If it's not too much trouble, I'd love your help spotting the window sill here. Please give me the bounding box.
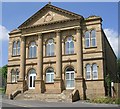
[26,57,37,59]
[85,46,97,49]
[63,53,76,56]
[44,55,56,58]
[85,79,103,81]
[45,82,54,84]
[12,55,20,57]
[10,82,18,84]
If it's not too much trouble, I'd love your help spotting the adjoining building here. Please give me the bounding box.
[6,3,117,100]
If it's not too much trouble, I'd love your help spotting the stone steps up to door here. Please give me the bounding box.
[15,89,80,102]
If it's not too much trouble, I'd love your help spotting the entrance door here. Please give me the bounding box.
[66,67,74,89]
[29,69,36,89]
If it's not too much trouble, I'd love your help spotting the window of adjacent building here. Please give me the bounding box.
[46,39,54,56]
[29,42,36,58]
[46,68,54,83]
[65,36,74,54]
[17,40,20,55]
[12,41,17,56]
[86,64,91,80]
[92,64,98,79]
[85,30,96,48]
[11,69,19,83]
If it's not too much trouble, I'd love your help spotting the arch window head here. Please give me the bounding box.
[46,39,54,56]
[17,40,20,55]
[92,64,98,79]
[85,31,90,48]
[29,42,36,58]
[46,68,54,83]
[12,41,17,56]
[91,30,96,47]
[86,64,91,80]
[65,36,74,54]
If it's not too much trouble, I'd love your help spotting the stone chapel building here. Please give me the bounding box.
[6,3,117,101]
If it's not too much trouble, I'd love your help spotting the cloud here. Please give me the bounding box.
[104,28,118,57]
[0,25,9,41]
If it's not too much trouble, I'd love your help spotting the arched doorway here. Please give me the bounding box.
[65,67,75,89]
[28,69,36,89]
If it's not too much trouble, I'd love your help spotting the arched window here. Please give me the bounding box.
[91,30,96,47]
[85,31,90,48]
[46,68,54,83]
[17,40,20,55]
[86,64,91,80]
[12,41,17,56]
[65,37,74,54]
[92,64,98,79]
[46,39,54,56]
[29,42,36,58]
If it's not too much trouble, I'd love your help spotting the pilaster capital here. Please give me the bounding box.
[21,36,25,42]
[37,33,42,39]
[55,29,61,36]
[74,27,81,33]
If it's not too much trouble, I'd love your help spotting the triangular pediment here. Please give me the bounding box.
[18,4,83,29]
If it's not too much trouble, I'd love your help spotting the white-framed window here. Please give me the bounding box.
[29,42,36,58]
[46,39,54,56]
[46,68,54,83]
[92,64,98,79]
[85,31,90,48]
[12,41,17,56]
[91,30,96,47]
[85,30,96,48]
[65,36,74,54]
[86,64,91,80]
[17,40,20,55]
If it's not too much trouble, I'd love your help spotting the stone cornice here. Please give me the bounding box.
[21,25,80,37]
[20,18,80,30]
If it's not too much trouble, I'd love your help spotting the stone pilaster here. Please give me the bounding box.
[76,27,83,78]
[74,27,84,99]
[35,33,44,93]
[54,30,62,93]
[18,36,26,92]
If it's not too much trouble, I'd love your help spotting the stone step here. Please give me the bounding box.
[15,89,79,102]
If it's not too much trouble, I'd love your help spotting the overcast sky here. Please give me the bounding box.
[1,2,119,67]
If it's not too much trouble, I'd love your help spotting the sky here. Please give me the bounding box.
[1,2,119,67]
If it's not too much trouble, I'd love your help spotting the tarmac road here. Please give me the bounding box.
[1,98,120,109]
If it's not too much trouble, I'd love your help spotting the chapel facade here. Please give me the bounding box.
[6,3,117,100]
